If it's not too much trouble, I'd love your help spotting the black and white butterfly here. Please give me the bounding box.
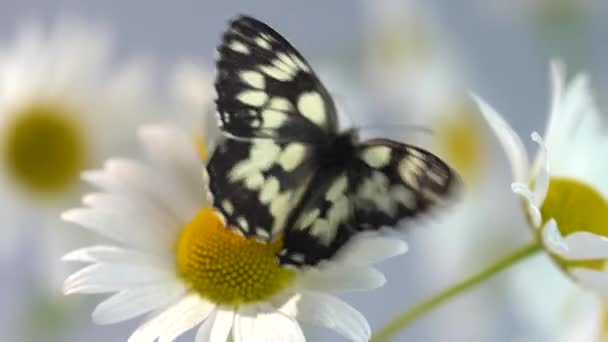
[208,15,459,267]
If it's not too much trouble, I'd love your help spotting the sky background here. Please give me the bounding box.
[1,1,607,341]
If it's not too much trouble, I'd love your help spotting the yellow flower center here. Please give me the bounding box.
[176,208,295,305]
[3,102,87,195]
[433,102,487,186]
[376,21,429,67]
[539,177,608,270]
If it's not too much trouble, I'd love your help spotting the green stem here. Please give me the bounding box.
[371,240,542,342]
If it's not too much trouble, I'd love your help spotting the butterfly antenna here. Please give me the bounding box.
[220,131,305,144]
[355,124,435,136]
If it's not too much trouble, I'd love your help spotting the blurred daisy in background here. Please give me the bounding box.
[482,0,592,69]
[361,0,493,189]
[474,60,608,342]
[0,16,159,341]
[62,123,407,342]
[0,17,156,270]
[359,1,521,340]
[170,60,219,159]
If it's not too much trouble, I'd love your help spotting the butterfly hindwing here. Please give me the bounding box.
[279,168,355,266]
[279,139,457,267]
[351,139,456,229]
[216,15,338,142]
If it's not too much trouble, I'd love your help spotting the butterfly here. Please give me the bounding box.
[208,15,459,267]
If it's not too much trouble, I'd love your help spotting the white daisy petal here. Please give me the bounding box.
[511,182,542,228]
[104,158,200,221]
[92,283,186,324]
[157,298,215,342]
[64,263,175,295]
[332,234,407,266]
[540,219,569,256]
[294,291,370,342]
[194,308,234,342]
[194,310,217,342]
[470,93,529,182]
[542,59,566,145]
[82,192,178,230]
[62,245,171,268]
[129,294,215,342]
[570,268,608,297]
[137,124,208,206]
[298,265,386,292]
[559,231,608,260]
[234,304,305,342]
[530,132,550,206]
[61,208,173,253]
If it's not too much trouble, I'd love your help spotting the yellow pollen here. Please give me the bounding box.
[3,101,87,195]
[194,132,208,161]
[539,177,608,271]
[433,102,487,186]
[176,209,295,305]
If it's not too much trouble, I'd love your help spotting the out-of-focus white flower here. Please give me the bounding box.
[169,61,219,161]
[361,0,492,187]
[0,17,157,279]
[62,124,407,342]
[474,60,608,340]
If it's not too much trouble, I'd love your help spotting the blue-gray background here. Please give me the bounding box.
[1,1,607,341]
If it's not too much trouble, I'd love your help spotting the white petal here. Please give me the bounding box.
[543,60,566,144]
[297,265,386,292]
[92,283,186,324]
[83,159,199,223]
[63,246,171,268]
[511,182,542,228]
[470,93,529,182]
[570,268,608,296]
[82,192,178,230]
[560,231,608,260]
[138,124,211,206]
[540,219,569,256]
[292,291,370,342]
[64,263,175,295]
[61,208,174,254]
[233,304,305,342]
[332,234,407,266]
[129,294,215,342]
[530,132,550,206]
[195,308,234,342]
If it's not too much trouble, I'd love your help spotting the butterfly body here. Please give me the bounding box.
[208,15,459,267]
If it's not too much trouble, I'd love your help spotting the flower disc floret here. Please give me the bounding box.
[176,208,295,305]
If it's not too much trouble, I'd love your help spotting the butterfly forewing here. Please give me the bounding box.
[208,137,315,239]
[215,15,338,141]
[210,15,344,238]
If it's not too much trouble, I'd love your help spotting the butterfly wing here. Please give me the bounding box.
[215,15,338,142]
[280,139,458,267]
[209,16,339,239]
[208,137,315,239]
[350,139,457,228]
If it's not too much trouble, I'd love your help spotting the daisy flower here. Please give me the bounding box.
[361,0,491,187]
[473,60,608,333]
[62,123,407,341]
[169,60,219,160]
[0,17,155,265]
